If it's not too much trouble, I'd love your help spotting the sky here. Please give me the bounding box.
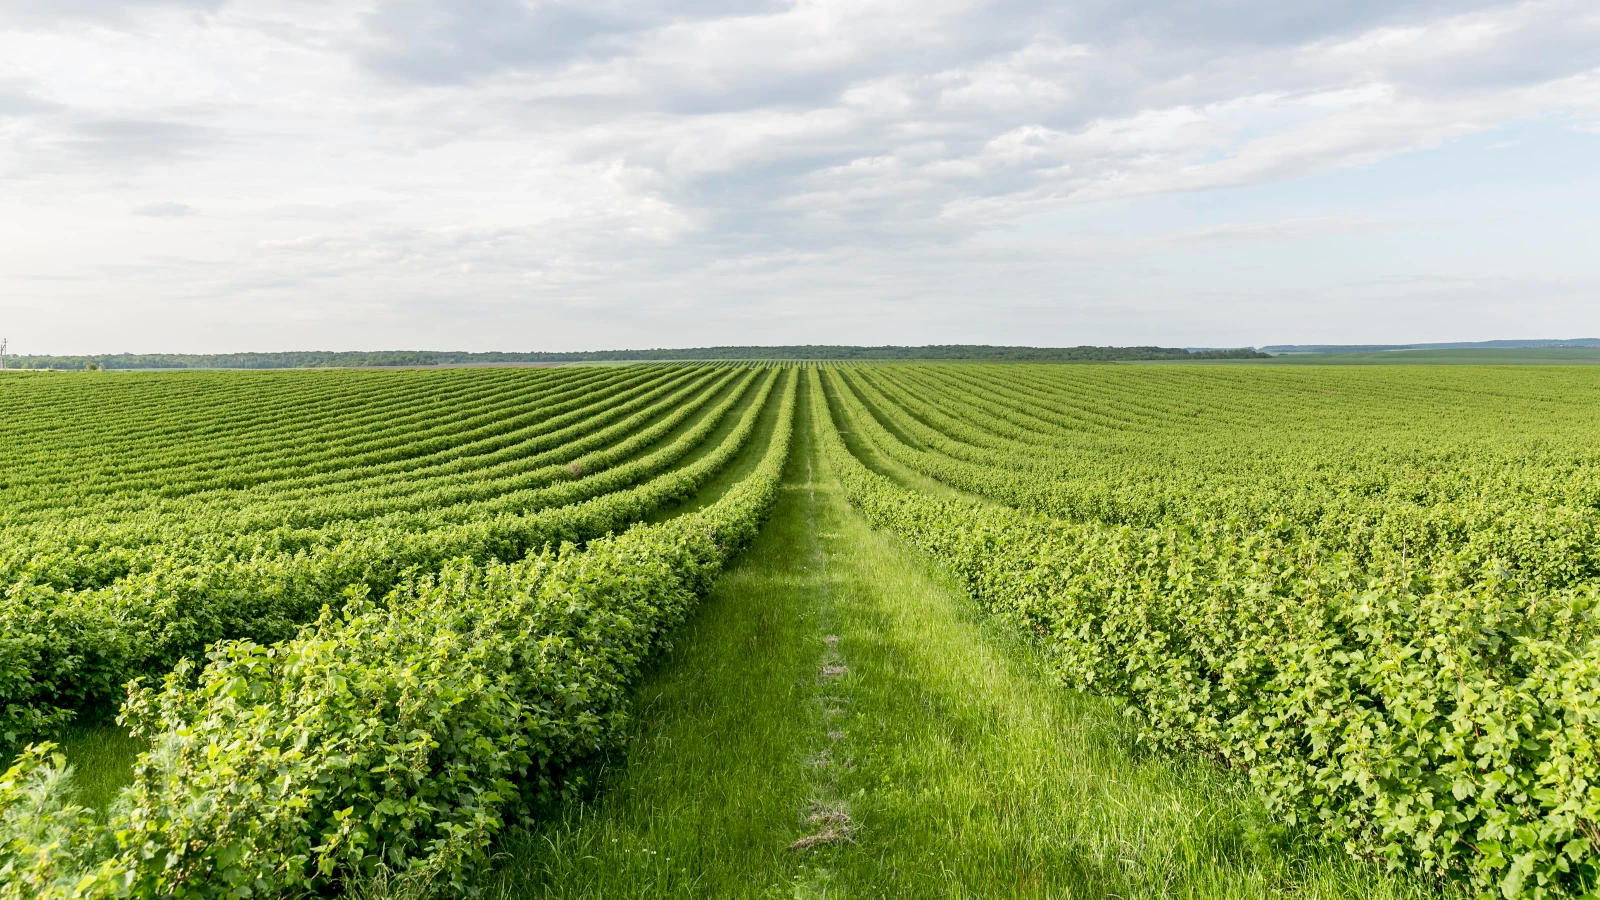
[1,0,1598,353]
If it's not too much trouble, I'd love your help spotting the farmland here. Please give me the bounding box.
[4,363,1600,898]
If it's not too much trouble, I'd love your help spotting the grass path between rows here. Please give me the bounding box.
[481,381,1452,900]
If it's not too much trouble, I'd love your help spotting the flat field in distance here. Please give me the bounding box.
[2,362,1598,899]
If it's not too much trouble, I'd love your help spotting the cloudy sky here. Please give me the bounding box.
[2,0,1598,353]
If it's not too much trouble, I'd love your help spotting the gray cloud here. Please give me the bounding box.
[363,0,1594,264]
[1031,0,1513,48]
[132,201,198,217]
[58,118,221,167]
[360,0,793,85]
[0,0,224,27]
[0,80,58,117]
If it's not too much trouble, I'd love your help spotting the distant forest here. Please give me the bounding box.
[1261,338,1600,352]
[7,345,1269,369]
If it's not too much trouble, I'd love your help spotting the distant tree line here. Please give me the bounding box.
[1261,339,1600,353]
[8,345,1268,370]
[8,351,442,370]
[445,345,1271,362]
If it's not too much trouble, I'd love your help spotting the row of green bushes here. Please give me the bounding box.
[838,363,1600,537]
[0,367,693,574]
[0,370,777,756]
[0,365,625,508]
[827,366,1600,598]
[813,367,1600,899]
[0,370,796,899]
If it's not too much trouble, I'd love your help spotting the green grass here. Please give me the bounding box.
[57,722,144,818]
[479,378,1455,899]
[481,379,832,899]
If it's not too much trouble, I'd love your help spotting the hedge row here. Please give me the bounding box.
[0,368,796,899]
[0,368,776,756]
[0,366,638,526]
[813,368,1600,900]
[0,366,704,586]
[824,367,1600,602]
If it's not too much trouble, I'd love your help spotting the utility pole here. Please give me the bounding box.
[0,337,7,370]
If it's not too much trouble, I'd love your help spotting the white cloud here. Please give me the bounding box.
[0,0,1597,351]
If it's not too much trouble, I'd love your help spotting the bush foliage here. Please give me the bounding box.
[814,365,1600,899]
[0,367,795,897]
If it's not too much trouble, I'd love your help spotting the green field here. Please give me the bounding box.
[3,363,1598,899]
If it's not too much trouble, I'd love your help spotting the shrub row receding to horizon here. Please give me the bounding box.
[4,360,1599,898]
[0,364,797,896]
[813,363,1600,900]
